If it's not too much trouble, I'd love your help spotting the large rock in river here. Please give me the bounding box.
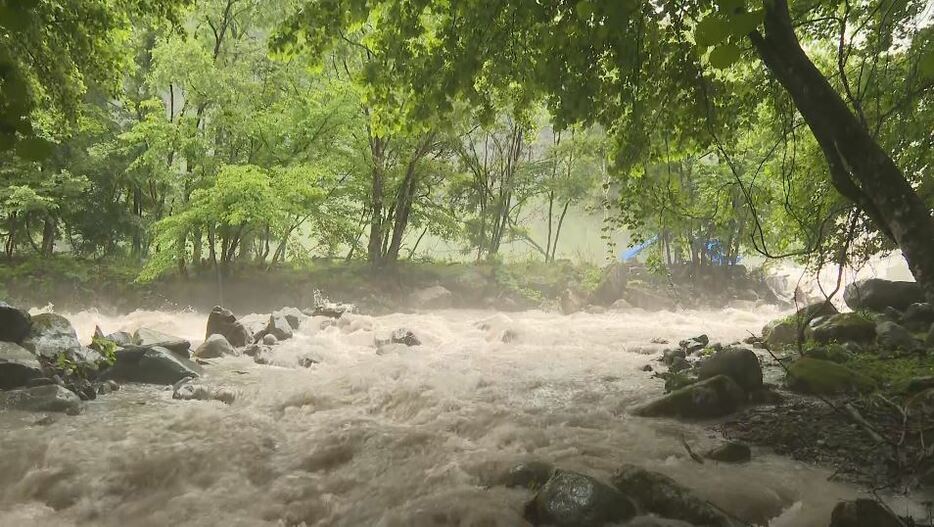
[525,469,635,526]
[133,328,191,358]
[256,313,293,341]
[631,375,746,419]
[762,302,839,349]
[0,384,83,414]
[612,464,742,527]
[876,321,922,352]
[22,313,101,370]
[0,301,31,343]
[205,306,251,347]
[843,278,924,312]
[193,334,235,359]
[0,341,43,389]
[100,346,201,385]
[829,499,902,527]
[696,347,762,392]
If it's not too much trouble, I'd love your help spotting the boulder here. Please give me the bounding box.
[679,334,709,349]
[133,328,191,358]
[193,334,235,359]
[843,279,924,312]
[274,307,306,330]
[525,470,636,526]
[409,285,454,309]
[104,331,136,347]
[241,343,267,357]
[876,321,922,352]
[696,347,763,392]
[0,301,31,343]
[829,499,902,527]
[100,346,201,385]
[559,288,587,315]
[902,303,934,331]
[786,358,875,395]
[22,313,101,369]
[705,442,751,463]
[809,313,876,344]
[298,353,322,368]
[668,357,691,373]
[172,379,235,405]
[763,302,839,349]
[662,348,686,365]
[498,461,555,490]
[262,334,278,346]
[307,302,356,319]
[0,341,43,389]
[205,306,252,347]
[0,384,83,414]
[391,328,421,347]
[590,262,630,306]
[612,465,741,527]
[256,314,293,342]
[631,375,746,419]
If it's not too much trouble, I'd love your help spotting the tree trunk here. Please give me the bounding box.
[41,216,55,256]
[750,0,934,300]
[367,136,386,266]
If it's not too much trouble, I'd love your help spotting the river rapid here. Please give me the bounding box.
[0,306,920,526]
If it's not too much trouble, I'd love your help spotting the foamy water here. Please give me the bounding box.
[0,306,919,526]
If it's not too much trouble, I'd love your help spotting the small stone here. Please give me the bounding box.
[390,328,421,346]
[262,334,278,346]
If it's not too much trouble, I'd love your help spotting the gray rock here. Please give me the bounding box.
[298,353,322,368]
[705,442,751,463]
[205,306,252,347]
[668,357,691,373]
[631,375,746,420]
[308,302,356,319]
[242,343,267,357]
[844,278,924,312]
[257,314,292,342]
[0,384,83,414]
[274,307,306,330]
[662,348,686,365]
[22,313,102,370]
[762,302,839,349]
[696,347,762,392]
[193,334,235,359]
[902,303,934,331]
[100,346,201,385]
[262,334,278,346]
[679,334,709,348]
[133,328,191,358]
[0,341,43,389]
[876,321,921,352]
[526,470,636,526]
[829,499,902,527]
[391,328,421,347]
[172,380,235,404]
[809,313,876,344]
[104,331,136,347]
[409,285,454,309]
[622,285,677,311]
[498,461,555,490]
[0,302,31,343]
[612,465,742,527]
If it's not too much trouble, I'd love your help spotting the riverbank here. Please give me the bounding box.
[0,256,784,315]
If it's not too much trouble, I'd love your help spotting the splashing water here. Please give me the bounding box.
[0,306,921,526]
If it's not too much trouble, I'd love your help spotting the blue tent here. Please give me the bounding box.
[619,236,740,264]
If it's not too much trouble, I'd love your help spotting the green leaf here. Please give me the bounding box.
[729,10,763,36]
[695,16,731,48]
[709,43,742,68]
[920,49,934,80]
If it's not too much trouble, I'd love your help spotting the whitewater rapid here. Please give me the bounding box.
[0,306,916,526]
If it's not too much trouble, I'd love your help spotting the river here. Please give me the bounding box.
[0,306,920,526]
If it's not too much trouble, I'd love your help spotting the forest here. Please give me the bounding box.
[0,1,933,527]
[0,0,928,290]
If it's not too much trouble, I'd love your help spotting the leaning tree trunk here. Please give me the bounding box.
[750,0,934,301]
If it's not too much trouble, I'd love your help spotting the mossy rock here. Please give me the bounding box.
[805,345,853,364]
[808,313,876,344]
[786,357,876,395]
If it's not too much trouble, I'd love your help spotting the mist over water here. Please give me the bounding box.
[0,305,918,526]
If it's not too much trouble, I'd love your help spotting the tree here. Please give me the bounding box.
[277,0,934,298]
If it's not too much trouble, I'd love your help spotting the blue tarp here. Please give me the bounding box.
[619,236,741,264]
